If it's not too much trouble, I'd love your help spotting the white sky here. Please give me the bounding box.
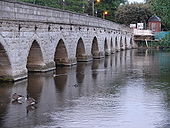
[128,0,145,3]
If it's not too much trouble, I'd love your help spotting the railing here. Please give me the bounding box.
[133,29,153,36]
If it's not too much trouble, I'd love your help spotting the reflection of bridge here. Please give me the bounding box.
[0,0,136,81]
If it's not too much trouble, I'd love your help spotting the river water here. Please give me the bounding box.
[0,49,170,128]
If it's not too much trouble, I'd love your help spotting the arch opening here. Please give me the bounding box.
[0,43,12,79]
[54,39,69,66]
[104,38,109,56]
[110,38,114,54]
[91,37,99,58]
[115,37,118,52]
[76,38,86,62]
[120,37,123,50]
[130,38,133,48]
[125,37,128,49]
[27,40,44,71]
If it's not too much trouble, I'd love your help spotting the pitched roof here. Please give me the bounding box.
[148,15,161,22]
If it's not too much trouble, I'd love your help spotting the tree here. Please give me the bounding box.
[18,0,126,21]
[114,3,153,26]
[148,0,170,30]
[18,0,88,13]
[94,0,127,20]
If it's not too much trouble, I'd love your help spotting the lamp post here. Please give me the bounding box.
[95,10,98,17]
[92,0,100,16]
[62,0,65,10]
[103,10,108,19]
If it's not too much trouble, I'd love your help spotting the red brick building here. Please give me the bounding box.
[148,15,161,33]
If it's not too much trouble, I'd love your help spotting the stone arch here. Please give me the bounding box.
[27,40,45,71]
[54,39,69,66]
[125,37,127,49]
[0,43,12,79]
[110,37,113,53]
[91,37,99,58]
[120,36,123,50]
[76,38,86,62]
[104,38,109,56]
[115,36,118,51]
[130,37,133,48]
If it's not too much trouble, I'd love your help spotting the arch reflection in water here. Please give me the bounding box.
[54,67,68,92]
[27,72,45,101]
[54,66,84,103]
[104,57,109,68]
[27,71,58,114]
[110,54,113,67]
[0,80,28,128]
[76,63,86,84]
[0,82,13,126]
[91,59,101,80]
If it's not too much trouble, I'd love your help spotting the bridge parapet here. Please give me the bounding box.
[0,0,130,33]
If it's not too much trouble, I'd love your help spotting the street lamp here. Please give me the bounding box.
[103,10,108,19]
[62,0,65,10]
[92,0,101,16]
[95,10,98,17]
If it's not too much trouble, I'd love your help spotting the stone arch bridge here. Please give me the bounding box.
[0,0,136,81]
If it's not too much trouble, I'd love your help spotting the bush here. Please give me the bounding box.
[159,33,170,47]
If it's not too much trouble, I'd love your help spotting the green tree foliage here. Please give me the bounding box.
[148,0,170,30]
[94,0,126,20]
[18,0,125,21]
[159,33,170,47]
[114,3,153,26]
[18,0,88,13]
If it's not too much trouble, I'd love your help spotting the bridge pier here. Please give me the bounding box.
[27,62,56,72]
[77,54,93,62]
[111,48,116,54]
[105,49,111,56]
[92,51,105,59]
[55,58,77,66]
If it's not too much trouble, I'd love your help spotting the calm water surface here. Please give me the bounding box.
[0,49,170,128]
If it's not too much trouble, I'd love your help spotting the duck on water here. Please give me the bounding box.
[11,93,37,105]
[12,93,24,104]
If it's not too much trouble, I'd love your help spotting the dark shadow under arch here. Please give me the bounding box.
[115,37,118,51]
[120,37,123,50]
[110,38,114,53]
[0,43,12,79]
[111,38,113,49]
[27,40,44,71]
[76,38,86,62]
[91,37,99,57]
[130,38,133,48]
[104,38,109,56]
[54,39,69,66]
[125,37,127,49]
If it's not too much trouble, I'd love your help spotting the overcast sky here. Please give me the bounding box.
[128,0,145,3]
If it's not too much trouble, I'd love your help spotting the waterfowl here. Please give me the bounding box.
[26,95,37,105]
[73,84,78,87]
[12,93,24,103]
[26,104,37,113]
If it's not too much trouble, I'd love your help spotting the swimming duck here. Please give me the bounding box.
[12,93,24,103]
[26,104,37,113]
[26,95,37,105]
[73,84,78,87]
